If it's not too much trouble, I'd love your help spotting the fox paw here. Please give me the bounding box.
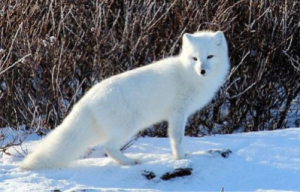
[174,153,186,160]
[129,159,142,165]
[118,158,141,165]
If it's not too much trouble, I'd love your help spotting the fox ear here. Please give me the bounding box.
[213,31,225,46]
[182,33,194,47]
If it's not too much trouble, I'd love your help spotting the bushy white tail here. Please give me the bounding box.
[20,105,99,170]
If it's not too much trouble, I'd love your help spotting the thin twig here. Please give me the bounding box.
[283,50,300,72]
[0,54,31,76]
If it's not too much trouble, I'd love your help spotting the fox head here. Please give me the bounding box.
[180,31,228,77]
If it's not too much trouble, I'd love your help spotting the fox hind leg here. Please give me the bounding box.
[103,140,141,165]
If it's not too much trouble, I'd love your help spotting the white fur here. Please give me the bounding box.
[20,30,230,170]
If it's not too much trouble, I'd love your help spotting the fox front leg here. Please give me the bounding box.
[168,113,187,160]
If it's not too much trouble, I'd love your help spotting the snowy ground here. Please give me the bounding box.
[0,128,300,192]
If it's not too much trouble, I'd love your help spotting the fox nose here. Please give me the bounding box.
[201,69,206,75]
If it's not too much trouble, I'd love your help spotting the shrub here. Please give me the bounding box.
[0,0,299,143]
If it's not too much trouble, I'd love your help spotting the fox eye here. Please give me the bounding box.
[207,55,214,59]
[192,57,198,61]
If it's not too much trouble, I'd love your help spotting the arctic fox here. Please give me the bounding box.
[20,30,230,170]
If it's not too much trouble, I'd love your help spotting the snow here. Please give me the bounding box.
[1,128,300,192]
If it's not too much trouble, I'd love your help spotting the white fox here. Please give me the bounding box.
[20,30,230,170]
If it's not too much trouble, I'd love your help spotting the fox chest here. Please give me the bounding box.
[185,84,218,116]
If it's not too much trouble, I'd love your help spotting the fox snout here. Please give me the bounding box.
[195,65,208,76]
[199,62,213,76]
[200,69,206,75]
